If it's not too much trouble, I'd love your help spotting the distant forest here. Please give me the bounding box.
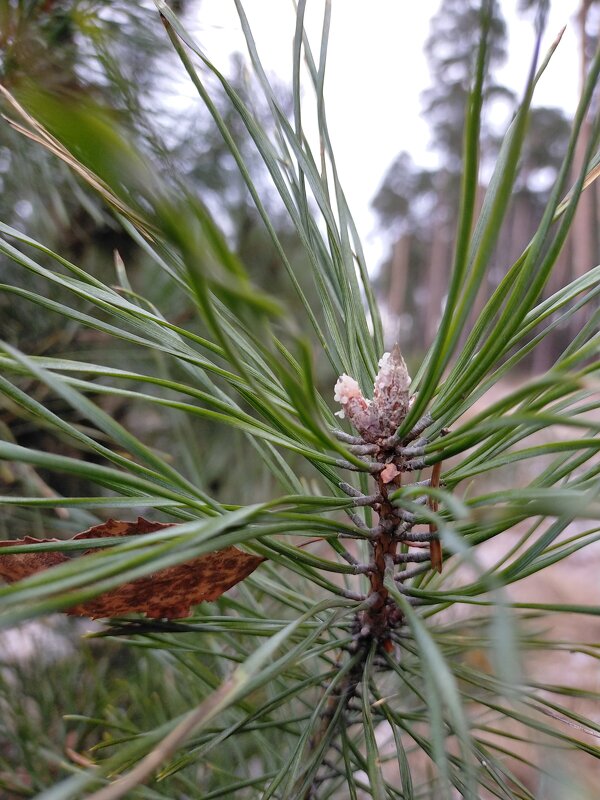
[372,0,600,368]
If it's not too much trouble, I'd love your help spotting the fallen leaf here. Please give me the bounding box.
[0,517,265,619]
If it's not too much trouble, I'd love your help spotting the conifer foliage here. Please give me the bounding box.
[0,2,599,798]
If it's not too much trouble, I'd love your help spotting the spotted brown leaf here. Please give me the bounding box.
[0,517,265,619]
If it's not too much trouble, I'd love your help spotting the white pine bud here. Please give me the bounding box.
[333,345,412,441]
[372,344,411,433]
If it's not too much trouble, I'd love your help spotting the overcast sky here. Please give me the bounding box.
[192,1,582,269]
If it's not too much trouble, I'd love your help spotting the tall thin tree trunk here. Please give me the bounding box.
[387,235,411,322]
[571,0,596,281]
[425,220,449,347]
[570,0,596,342]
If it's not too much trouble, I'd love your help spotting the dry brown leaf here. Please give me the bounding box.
[0,517,265,619]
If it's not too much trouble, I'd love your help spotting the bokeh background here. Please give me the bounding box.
[1,2,599,795]
[2,1,598,518]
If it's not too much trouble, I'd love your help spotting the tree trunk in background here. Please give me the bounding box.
[508,194,534,267]
[571,0,596,280]
[469,182,489,326]
[425,220,449,347]
[387,235,411,322]
[570,0,597,339]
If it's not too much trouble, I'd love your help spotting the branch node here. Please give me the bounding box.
[352,493,383,507]
[348,443,379,455]
[332,429,364,445]
[339,481,362,498]
[403,458,427,471]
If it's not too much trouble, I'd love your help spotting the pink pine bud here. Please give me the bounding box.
[333,345,412,441]
[333,374,364,419]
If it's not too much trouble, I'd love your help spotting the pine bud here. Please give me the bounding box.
[334,345,412,442]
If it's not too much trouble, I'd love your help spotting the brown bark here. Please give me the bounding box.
[388,235,411,318]
[571,1,597,281]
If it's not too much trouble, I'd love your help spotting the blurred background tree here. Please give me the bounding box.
[0,1,319,530]
[372,0,598,366]
[0,1,312,338]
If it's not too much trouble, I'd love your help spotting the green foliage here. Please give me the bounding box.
[0,2,599,798]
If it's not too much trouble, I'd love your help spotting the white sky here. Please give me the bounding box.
[191,1,582,269]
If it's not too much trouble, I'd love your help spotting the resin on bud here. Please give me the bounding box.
[334,344,411,442]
